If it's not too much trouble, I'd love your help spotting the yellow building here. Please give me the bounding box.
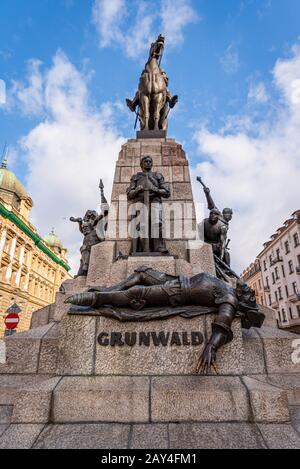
[241,259,266,306]
[0,158,71,336]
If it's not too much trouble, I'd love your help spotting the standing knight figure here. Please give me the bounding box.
[197,177,233,269]
[70,180,109,277]
[127,156,170,254]
[126,34,178,131]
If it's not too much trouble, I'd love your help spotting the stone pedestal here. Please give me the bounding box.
[1,137,300,448]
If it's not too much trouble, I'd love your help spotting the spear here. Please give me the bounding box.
[99,179,108,205]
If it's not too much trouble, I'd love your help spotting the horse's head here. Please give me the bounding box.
[149,34,165,61]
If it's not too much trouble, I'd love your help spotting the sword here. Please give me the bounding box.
[143,174,150,253]
[134,105,140,130]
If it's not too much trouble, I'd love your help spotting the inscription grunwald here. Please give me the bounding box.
[97,331,204,347]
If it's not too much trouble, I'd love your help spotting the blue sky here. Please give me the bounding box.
[0,0,300,273]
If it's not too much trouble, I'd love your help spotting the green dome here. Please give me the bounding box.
[0,162,28,199]
[43,230,63,250]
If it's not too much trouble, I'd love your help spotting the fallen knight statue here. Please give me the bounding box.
[66,266,265,374]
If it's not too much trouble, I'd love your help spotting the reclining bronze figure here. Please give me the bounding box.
[66,266,265,374]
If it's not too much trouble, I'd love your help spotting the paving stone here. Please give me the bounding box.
[53,376,149,423]
[258,423,300,449]
[33,423,130,449]
[0,424,45,449]
[242,376,290,422]
[12,377,61,424]
[56,315,97,375]
[169,423,266,449]
[151,376,250,422]
[130,424,169,449]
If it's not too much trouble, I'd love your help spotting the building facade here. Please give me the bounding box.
[0,159,71,336]
[243,211,300,331]
[241,259,266,306]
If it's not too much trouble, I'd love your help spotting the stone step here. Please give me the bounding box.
[0,405,13,424]
[50,375,290,425]
[0,323,60,375]
[1,421,300,449]
[0,375,60,426]
[30,304,54,329]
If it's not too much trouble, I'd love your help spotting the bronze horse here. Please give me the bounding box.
[138,34,167,131]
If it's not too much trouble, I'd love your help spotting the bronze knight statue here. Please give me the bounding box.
[66,266,265,374]
[197,176,233,274]
[126,34,178,131]
[70,180,109,277]
[127,156,170,254]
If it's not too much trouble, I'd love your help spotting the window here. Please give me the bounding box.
[275,291,278,302]
[278,287,283,300]
[293,282,298,294]
[258,279,262,289]
[282,265,286,278]
[297,305,300,318]
[289,260,294,274]
[269,255,273,265]
[260,296,264,305]
[294,233,300,247]
[263,260,267,271]
[298,254,300,267]
[268,294,272,306]
[285,241,290,254]
[266,276,269,288]
[276,248,280,259]
[275,267,279,280]
[289,307,293,320]
[282,309,287,322]
[272,272,276,284]
[285,285,289,297]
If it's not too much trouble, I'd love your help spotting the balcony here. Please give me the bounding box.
[270,256,283,266]
[271,300,279,309]
[289,292,300,303]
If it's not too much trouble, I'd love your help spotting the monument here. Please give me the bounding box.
[0,35,300,450]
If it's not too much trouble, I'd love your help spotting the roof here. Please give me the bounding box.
[43,230,63,249]
[0,161,29,199]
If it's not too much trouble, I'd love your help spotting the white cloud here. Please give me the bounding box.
[160,0,199,47]
[193,45,300,274]
[274,44,300,106]
[0,79,6,105]
[92,0,198,59]
[92,0,126,48]
[11,60,44,115]
[220,44,240,75]
[15,51,124,273]
[248,82,269,104]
